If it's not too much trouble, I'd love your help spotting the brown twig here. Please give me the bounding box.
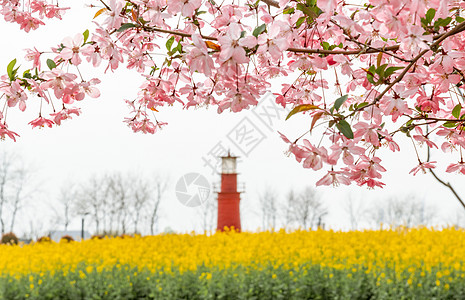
[426,135,465,210]
[373,21,465,104]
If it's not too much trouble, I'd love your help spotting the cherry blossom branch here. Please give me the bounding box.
[427,143,465,210]
[142,26,218,41]
[260,0,280,8]
[329,20,411,62]
[367,21,465,109]
[99,0,111,11]
[141,24,403,55]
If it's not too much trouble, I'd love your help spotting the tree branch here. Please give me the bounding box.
[373,21,465,103]
[260,0,280,8]
[426,130,465,211]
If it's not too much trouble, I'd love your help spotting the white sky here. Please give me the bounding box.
[1,1,464,236]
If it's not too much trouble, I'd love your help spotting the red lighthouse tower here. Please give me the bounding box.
[217,153,241,232]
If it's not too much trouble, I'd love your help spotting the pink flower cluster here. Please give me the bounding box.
[1,0,68,32]
[1,0,465,188]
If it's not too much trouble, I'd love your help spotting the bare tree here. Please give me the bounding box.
[369,196,437,228]
[23,212,46,240]
[197,196,217,233]
[282,189,296,229]
[148,176,168,235]
[259,187,279,230]
[287,187,327,229]
[108,173,132,234]
[131,178,148,234]
[0,151,33,234]
[344,197,367,230]
[52,184,78,231]
[75,175,111,234]
[73,172,167,236]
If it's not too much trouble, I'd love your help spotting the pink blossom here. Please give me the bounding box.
[60,34,84,65]
[0,123,19,141]
[80,79,101,98]
[379,87,412,122]
[412,127,438,149]
[316,170,351,186]
[359,178,386,189]
[40,69,78,99]
[349,155,386,183]
[4,80,27,111]
[167,0,201,17]
[50,107,81,125]
[446,162,465,175]
[409,161,436,176]
[400,25,433,58]
[185,34,215,77]
[125,117,167,134]
[301,140,329,171]
[28,116,54,128]
[353,122,381,147]
[103,0,124,29]
[18,13,44,32]
[26,79,49,103]
[257,22,289,61]
[81,44,102,67]
[329,140,365,166]
[62,83,85,104]
[24,47,41,70]
[217,23,250,64]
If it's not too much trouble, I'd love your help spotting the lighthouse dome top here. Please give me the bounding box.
[220,152,238,174]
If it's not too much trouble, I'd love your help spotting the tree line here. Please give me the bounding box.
[52,173,168,236]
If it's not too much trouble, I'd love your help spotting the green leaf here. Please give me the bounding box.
[295,16,306,28]
[175,42,182,53]
[83,29,90,44]
[166,36,175,51]
[306,0,317,6]
[283,7,294,14]
[443,121,457,128]
[321,41,330,50]
[46,59,57,70]
[425,9,436,24]
[296,3,312,16]
[384,66,404,78]
[355,102,369,110]
[252,24,266,37]
[367,73,376,85]
[117,23,137,32]
[336,120,354,139]
[286,104,319,120]
[333,95,348,112]
[434,17,452,28]
[375,64,388,77]
[7,59,16,81]
[452,104,462,119]
[457,16,465,23]
[23,70,32,79]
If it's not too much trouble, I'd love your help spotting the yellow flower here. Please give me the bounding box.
[79,271,86,279]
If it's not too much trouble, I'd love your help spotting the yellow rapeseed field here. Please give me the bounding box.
[1,227,464,277]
